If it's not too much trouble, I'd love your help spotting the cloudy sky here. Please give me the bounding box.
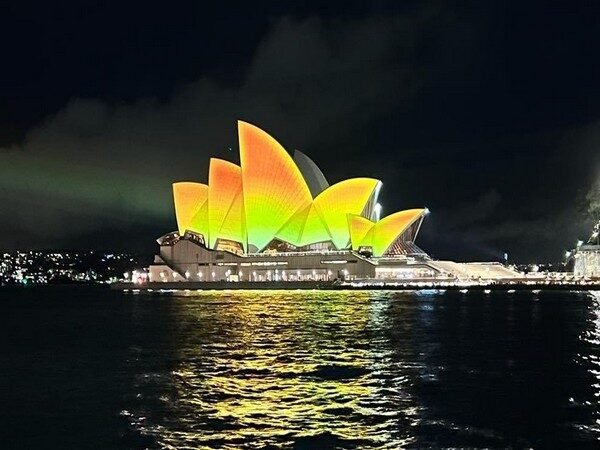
[1,1,599,262]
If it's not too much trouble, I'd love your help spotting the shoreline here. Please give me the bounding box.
[111,280,600,292]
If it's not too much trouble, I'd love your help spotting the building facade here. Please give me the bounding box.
[149,121,519,283]
[573,245,600,278]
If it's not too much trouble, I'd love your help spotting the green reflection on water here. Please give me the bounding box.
[132,290,423,448]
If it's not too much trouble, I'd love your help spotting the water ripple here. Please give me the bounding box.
[122,290,600,449]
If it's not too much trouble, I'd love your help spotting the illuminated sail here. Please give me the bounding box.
[371,209,424,256]
[207,158,246,250]
[238,121,312,251]
[276,179,380,248]
[276,203,332,247]
[349,209,426,256]
[171,121,426,257]
[172,182,208,237]
[313,178,381,249]
[348,215,375,250]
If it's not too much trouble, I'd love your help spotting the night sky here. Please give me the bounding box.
[1,1,599,262]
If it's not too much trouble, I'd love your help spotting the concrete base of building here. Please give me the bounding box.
[112,280,600,291]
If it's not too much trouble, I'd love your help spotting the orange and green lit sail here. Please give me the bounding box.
[238,120,313,251]
[172,121,425,254]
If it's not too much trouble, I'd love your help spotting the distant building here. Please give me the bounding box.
[150,121,519,283]
[573,245,600,278]
[569,219,600,278]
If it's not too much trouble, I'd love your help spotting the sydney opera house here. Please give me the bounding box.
[149,121,518,283]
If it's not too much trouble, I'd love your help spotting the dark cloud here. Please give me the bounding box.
[586,177,600,220]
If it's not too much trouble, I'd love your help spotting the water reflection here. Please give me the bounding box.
[127,291,424,448]
[576,291,600,438]
[123,290,600,449]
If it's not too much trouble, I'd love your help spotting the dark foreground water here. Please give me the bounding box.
[1,287,599,449]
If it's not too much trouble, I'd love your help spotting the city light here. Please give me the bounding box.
[0,251,144,285]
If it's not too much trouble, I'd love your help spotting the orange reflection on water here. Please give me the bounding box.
[133,290,422,448]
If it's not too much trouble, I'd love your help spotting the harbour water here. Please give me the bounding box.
[1,287,599,448]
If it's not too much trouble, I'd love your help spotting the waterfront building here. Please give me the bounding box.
[573,245,600,278]
[569,220,600,278]
[150,121,518,283]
